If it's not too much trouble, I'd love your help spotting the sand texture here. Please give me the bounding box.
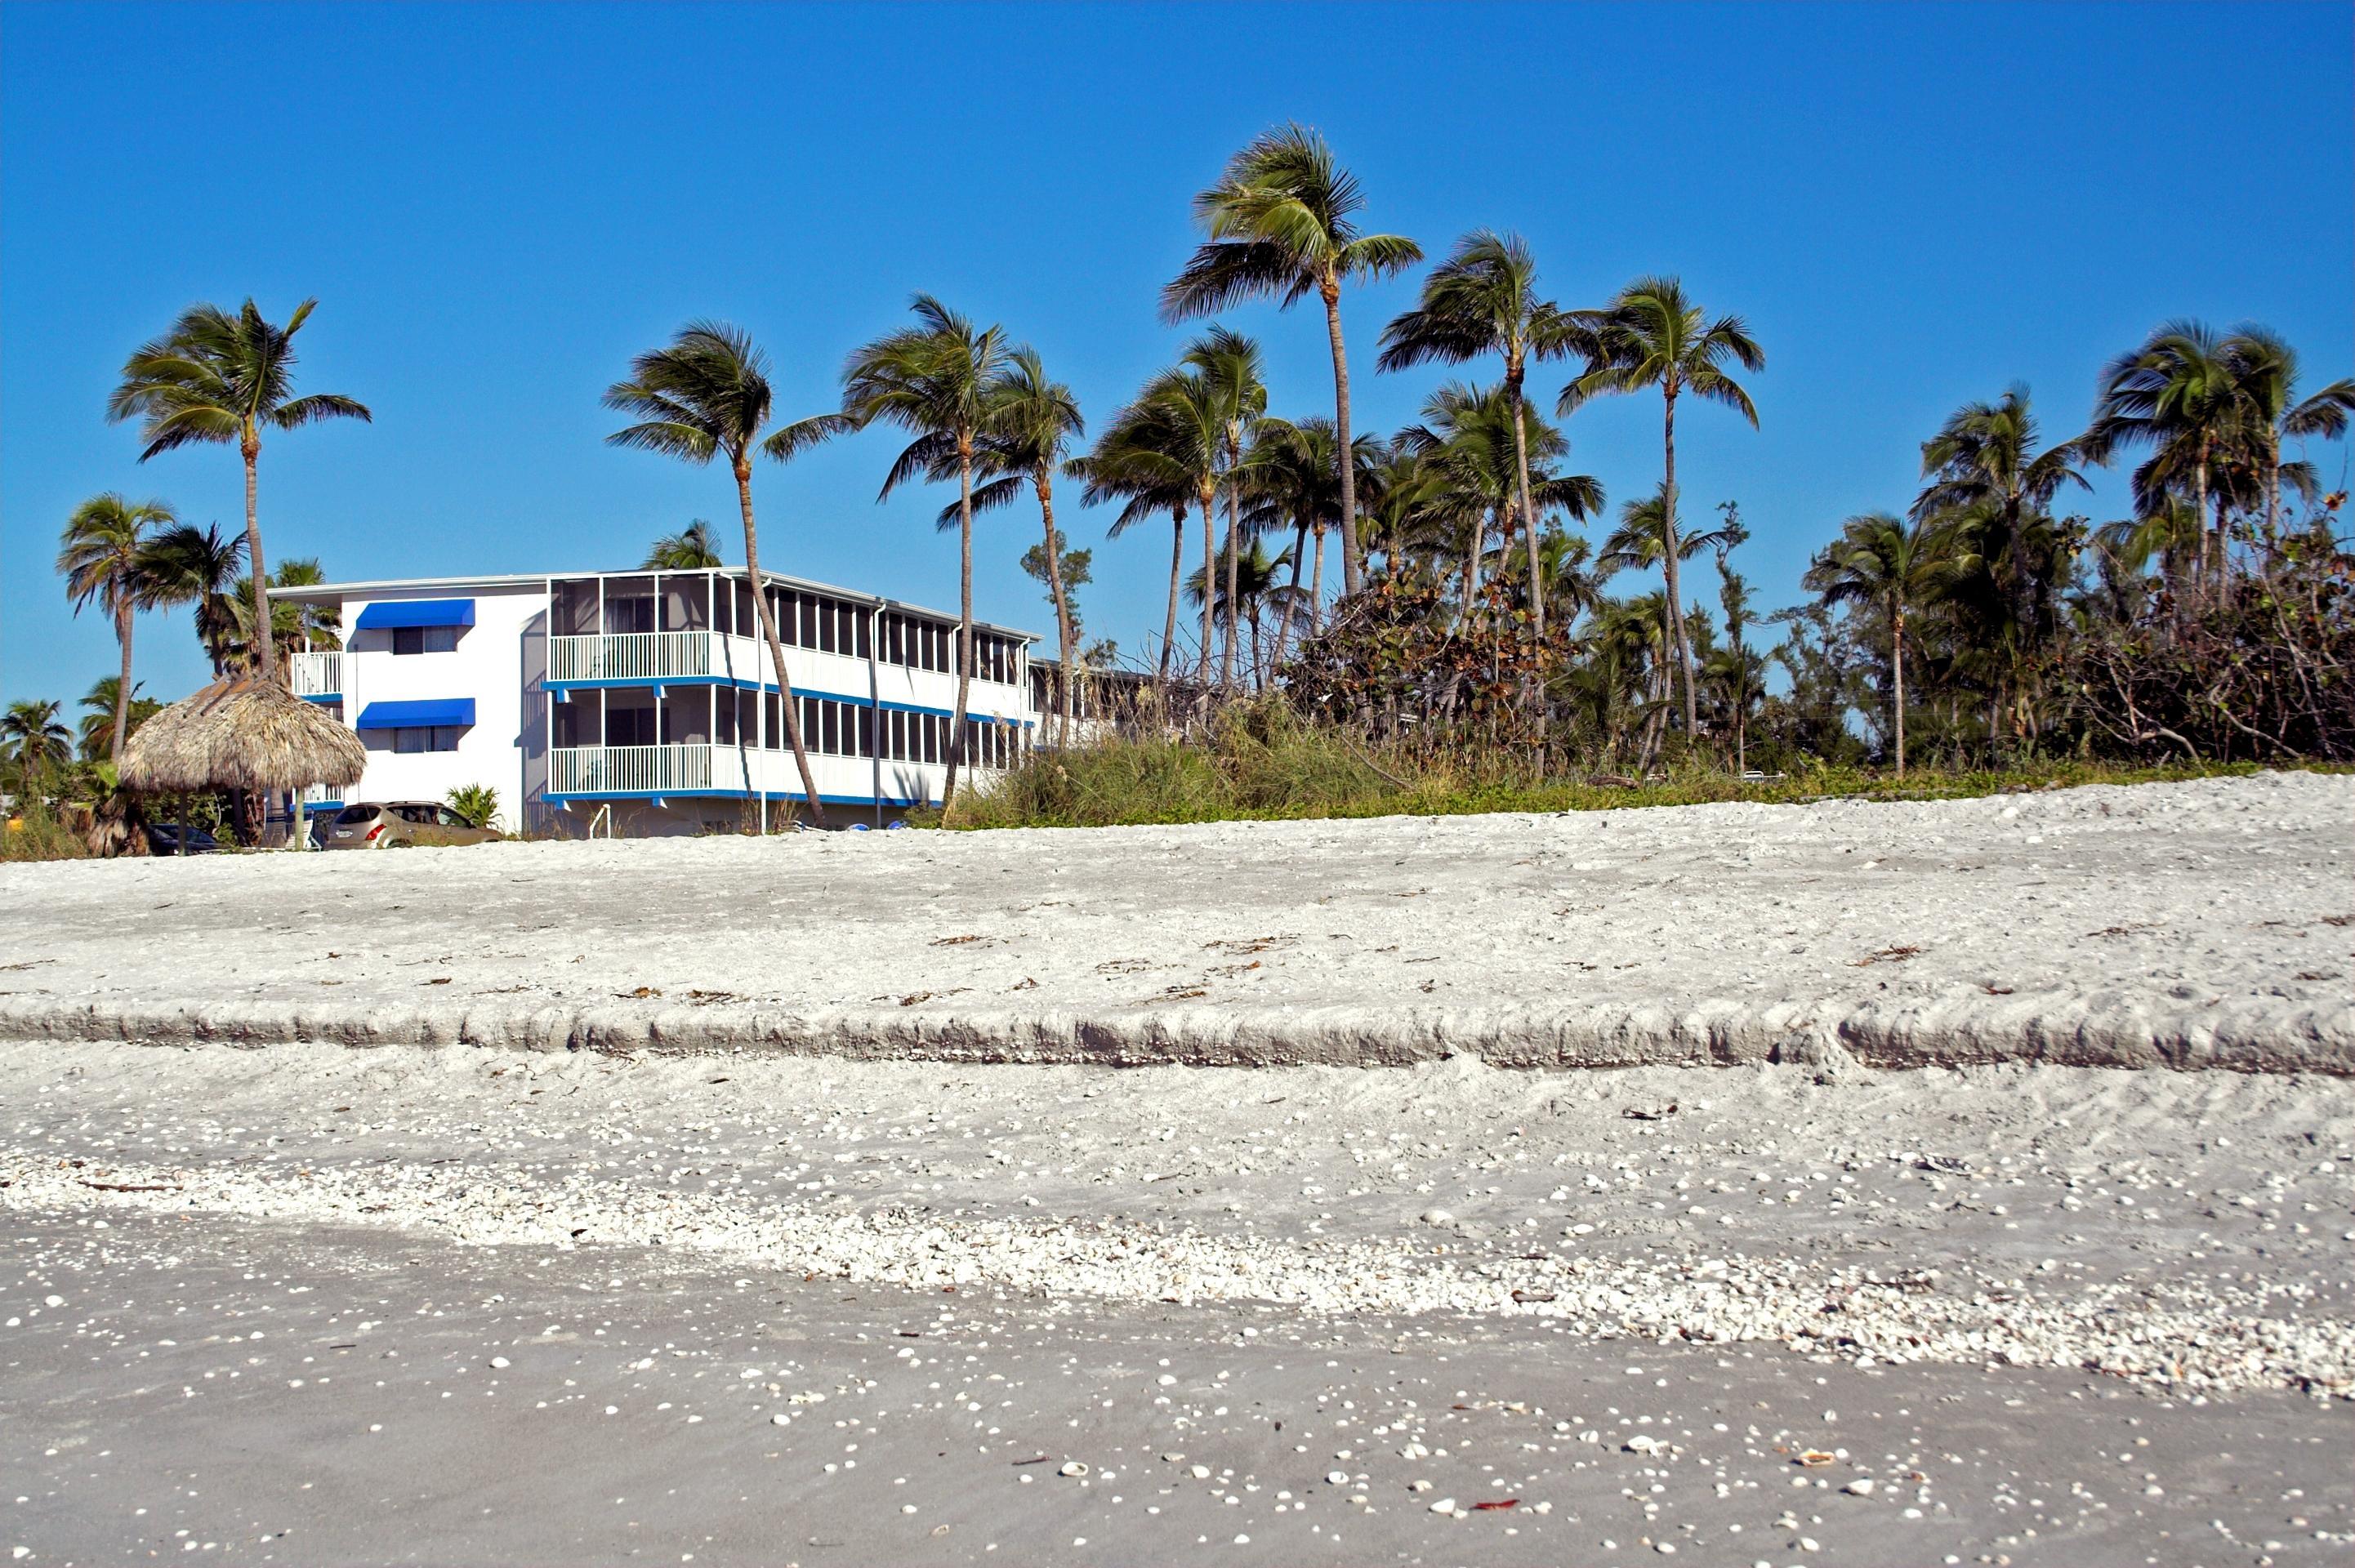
[2,772,2347,1072]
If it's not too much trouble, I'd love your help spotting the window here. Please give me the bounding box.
[392,626,458,656]
[391,725,462,753]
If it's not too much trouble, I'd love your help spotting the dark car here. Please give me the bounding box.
[146,822,220,856]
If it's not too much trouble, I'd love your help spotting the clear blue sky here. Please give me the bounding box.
[5,1,2349,711]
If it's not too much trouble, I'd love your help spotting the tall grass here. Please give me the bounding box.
[940,699,2326,831]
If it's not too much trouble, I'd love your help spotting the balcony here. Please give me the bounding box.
[550,743,721,795]
[548,631,769,688]
[290,650,343,700]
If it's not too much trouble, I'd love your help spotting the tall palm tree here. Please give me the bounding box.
[2,699,73,782]
[1073,398,1198,682]
[1162,122,1421,597]
[108,299,370,685]
[1240,416,1379,662]
[1180,327,1268,687]
[57,493,178,764]
[604,322,827,826]
[139,522,246,675]
[1113,366,1229,687]
[1802,511,1965,776]
[2082,320,2249,595]
[962,349,1084,745]
[1561,277,1764,733]
[1715,558,1757,775]
[1378,229,1578,635]
[1401,383,1601,621]
[2218,327,2355,555]
[643,519,725,568]
[829,296,1015,809]
[1600,484,1737,717]
[1185,538,1300,685]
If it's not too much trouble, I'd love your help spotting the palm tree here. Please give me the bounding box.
[1110,366,1229,687]
[57,493,178,764]
[1240,416,1378,663]
[1714,557,1758,775]
[2217,327,2355,556]
[108,299,371,685]
[643,519,725,568]
[2082,320,2249,595]
[830,296,1015,810]
[79,676,160,762]
[963,349,1085,745]
[139,522,247,674]
[1185,539,1299,684]
[2,699,72,783]
[1561,277,1764,733]
[1073,399,1198,682]
[1162,122,1421,597]
[1802,511,1965,776]
[1180,327,1269,687]
[1402,383,1602,621]
[1378,229,1580,635]
[604,322,827,827]
[1916,385,2090,626]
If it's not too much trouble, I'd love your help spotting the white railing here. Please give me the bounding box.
[290,650,343,697]
[550,631,768,684]
[550,744,715,795]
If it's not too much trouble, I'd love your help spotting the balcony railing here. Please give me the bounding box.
[290,650,343,698]
[550,631,769,685]
[550,743,716,796]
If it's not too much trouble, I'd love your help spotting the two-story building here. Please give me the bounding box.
[270,568,1037,835]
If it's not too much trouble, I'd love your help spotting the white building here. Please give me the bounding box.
[270,568,1038,835]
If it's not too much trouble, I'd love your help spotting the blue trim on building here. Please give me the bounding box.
[547,791,934,808]
[299,693,341,705]
[356,697,476,730]
[355,598,475,630]
[544,677,1024,727]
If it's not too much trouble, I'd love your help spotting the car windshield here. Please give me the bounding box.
[333,806,380,825]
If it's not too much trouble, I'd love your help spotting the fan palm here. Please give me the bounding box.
[1801,512,1966,776]
[1378,230,1578,635]
[1561,277,1764,733]
[138,522,247,674]
[107,299,370,685]
[1162,122,1421,596]
[57,493,179,764]
[826,296,1015,809]
[643,519,724,569]
[604,321,827,826]
[959,349,1085,744]
[1073,398,1198,681]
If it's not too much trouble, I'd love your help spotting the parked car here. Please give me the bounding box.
[323,801,501,849]
[145,822,220,856]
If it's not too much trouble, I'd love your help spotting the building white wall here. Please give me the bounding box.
[338,583,548,834]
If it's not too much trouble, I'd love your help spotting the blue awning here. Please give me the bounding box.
[355,697,475,731]
[355,598,475,630]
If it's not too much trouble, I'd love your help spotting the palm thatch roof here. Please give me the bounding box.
[121,676,366,794]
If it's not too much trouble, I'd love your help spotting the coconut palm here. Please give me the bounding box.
[1714,559,1759,774]
[139,522,247,675]
[1915,386,2090,636]
[1599,483,1740,712]
[960,350,1085,744]
[79,676,161,762]
[57,493,179,764]
[1185,539,1300,684]
[1378,230,1580,635]
[2082,320,2250,594]
[107,299,371,685]
[1239,416,1379,662]
[1180,327,1269,687]
[1104,366,1229,687]
[1073,399,1198,682]
[220,559,339,675]
[1561,277,1764,733]
[3,699,72,783]
[1801,512,1966,776]
[827,296,1015,810]
[604,322,827,826]
[1400,383,1601,621]
[2217,327,2355,555]
[642,519,725,569]
[1162,123,1421,597]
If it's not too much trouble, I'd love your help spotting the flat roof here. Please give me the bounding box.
[269,567,1037,643]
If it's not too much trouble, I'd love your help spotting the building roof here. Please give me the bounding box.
[268,567,1039,643]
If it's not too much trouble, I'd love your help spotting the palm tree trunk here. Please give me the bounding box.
[943,448,976,813]
[2262,430,2282,567]
[1221,464,1240,690]
[1460,514,1479,625]
[241,431,275,684]
[1270,522,1308,670]
[1198,488,1217,689]
[1309,526,1326,633]
[735,464,827,828]
[1160,507,1183,682]
[1658,391,1697,734]
[112,598,135,767]
[1892,605,1907,777]
[1322,275,1363,597]
[1034,465,1077,749]
[1506,361,1543,639]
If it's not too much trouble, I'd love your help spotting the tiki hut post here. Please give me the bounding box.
[123,677,367,851]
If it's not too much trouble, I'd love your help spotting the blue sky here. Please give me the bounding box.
[5,1,2349,712]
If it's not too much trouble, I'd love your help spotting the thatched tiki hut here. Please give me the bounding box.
[122,676,366,849]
